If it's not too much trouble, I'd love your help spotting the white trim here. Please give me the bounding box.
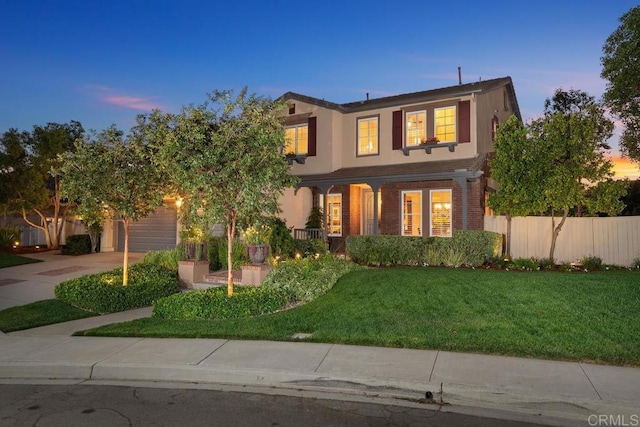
[434,105,457,143]
[327,193,342,237]
[285,123,309,155]
[405,110,426,147]
[401,190,422,236]
[429,189,452,237]
[356,116,379,156]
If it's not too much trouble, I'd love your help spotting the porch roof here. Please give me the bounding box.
[297,154,487,189]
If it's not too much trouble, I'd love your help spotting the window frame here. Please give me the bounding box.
[429,189,452,237]
[405,110,427,147]
[285,123,309,155]
[401,190,422,237]
[326,193,342,237]
[434,106,457,143]
[356,115,380,156]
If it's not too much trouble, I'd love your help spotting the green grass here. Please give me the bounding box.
[0,299,97,332]
[79,267,640,366]
[0,251,42,268]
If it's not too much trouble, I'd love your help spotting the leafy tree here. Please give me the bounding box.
[140,88,298,295]
[59,126,165,285]
[601,5,640,161]
[0,121,84,248]
[531,89,625,261]
[488,115,546,256]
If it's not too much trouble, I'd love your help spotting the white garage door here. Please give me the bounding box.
[117,205,177,253]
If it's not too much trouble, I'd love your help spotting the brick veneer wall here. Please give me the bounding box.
[380,178,485,235]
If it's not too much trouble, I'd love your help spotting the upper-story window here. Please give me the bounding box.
[357,116,379,156]
[285,124,308,155]
[405,111,426,147]
[434,106,456,143]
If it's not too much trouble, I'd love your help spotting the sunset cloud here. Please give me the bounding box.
[609,155,640,180]
[81,84,165,111]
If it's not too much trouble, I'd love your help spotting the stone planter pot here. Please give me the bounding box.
[247,244,269,265]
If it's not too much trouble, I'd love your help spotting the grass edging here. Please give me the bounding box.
[0,299,97,333]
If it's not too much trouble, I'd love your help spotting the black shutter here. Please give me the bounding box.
[392,110,403,150]
[308,116,317,156]
[458,101,470,143]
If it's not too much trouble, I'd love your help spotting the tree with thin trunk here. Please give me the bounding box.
[530,89,625,261]
[488,115,547,256]
[59,126,165,285]
[0,121,84,248]
[139,88,298,296]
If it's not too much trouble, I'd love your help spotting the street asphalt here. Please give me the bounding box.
[1,250,638,426]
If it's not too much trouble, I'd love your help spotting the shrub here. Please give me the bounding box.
[293,238,328,258]
[207,237,247,270]
[346,235,428,266]
[346,231,500,267]
[55,264,179,313]
[634,258,640,269]
[262,255,361,302]
[305,206,323,229]
[450,230,502,267]
[581,256,603,270]
[0,225,20,247]
[153,286,289,320]
[140,247,181,271]
[537,258,555,270]
[61,234,92,255]
[510,258,539,271]
[269,217,295,258]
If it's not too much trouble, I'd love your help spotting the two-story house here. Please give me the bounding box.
[277,76,521,251]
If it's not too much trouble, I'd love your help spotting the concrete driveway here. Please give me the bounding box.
[0,250,143,310]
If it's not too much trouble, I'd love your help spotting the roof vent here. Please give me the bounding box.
[458,66,462,85]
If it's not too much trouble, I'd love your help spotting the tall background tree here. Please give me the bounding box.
[140,88,298,296]
[0,121,84,248]
[59,126,165,285]
[601,5,640,162]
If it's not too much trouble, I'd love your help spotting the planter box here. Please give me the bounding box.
[241,264,272,286]
[178,260,210,289]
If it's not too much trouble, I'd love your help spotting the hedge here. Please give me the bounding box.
[153,286,289,320]
[61,234,92,255]
[55,263,179,314]
[261,255,362,302]
[346,231,502,267]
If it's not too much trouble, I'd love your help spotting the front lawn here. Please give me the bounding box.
[0,299,97,333]
[77,267,640,366]
[0,251,42,268]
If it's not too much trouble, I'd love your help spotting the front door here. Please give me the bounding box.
[362,189,381,235]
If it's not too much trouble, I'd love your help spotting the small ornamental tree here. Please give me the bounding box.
[59,126,165,285]
[530,89,625,261]
[140,88,298,296]
[488,115,546,256]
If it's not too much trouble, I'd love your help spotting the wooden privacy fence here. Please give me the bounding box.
[484,215,640,266]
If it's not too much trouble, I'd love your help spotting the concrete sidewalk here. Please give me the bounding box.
[1,326,639,426]
[1,251,639,426]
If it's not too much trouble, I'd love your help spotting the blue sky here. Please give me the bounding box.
[1,1,638,166]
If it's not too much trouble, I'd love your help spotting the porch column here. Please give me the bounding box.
[369,181,382,235]
[454,177,468,230]
[315,184,333,238]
